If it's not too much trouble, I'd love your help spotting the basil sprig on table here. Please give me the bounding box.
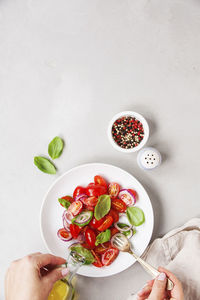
[58,198,71,210]
[94,195,111,220]
[70,245,95,265]
[34,156,56,174]
[95,229,111,246]
[126,207,145,226]
[48,136,64,159]
[34,136,64,174]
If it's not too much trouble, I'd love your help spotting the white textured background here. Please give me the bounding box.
[1,0,200,299]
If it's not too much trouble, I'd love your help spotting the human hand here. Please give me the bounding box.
[137,267,184,300]
[5,252,69,300]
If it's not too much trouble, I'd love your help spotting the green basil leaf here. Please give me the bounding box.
[117,223,130,229]
[94,195,111,221]
[126,207,145,226]
[48,136,64,159]
[123,230,131,237]
[95,229,111,246]
[34,156,56,174]
[72,211,93,227]
[58,198,71,210]
[70,245,95,265]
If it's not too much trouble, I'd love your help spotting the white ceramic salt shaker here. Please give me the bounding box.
[137,147,162,170]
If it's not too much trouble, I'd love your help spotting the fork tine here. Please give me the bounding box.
[114,236,124,242]
[114,237,124,246]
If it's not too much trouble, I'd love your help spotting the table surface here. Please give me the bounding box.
[1,0,200,299]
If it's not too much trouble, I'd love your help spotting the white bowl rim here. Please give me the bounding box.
[107,111,149,153]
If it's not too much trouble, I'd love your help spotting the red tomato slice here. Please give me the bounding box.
[110,227,119,237]
[91,250,103,268]
[82,196,98,207]
[94,175,107,189]
[102,248,119,266]
[111,198,127,213]
[73,186,86,199]
[108,183,120,198]
[60,195,74,203]
[69,224,81,239]
[95,242,111,255]
[108,209,119,223]
[58,228,71,239]
[81,225,89,233]
[97,216,113,231]
[85,228,96,248]
[90,217,105,229]
[128,189,137,200]
[86,184,107,197]
[81,242,94,250]
[85,205,94,211]
[68,200,83,216]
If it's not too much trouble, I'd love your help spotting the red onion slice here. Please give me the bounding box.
[118,189,136,206]
[73,211,93,225]
[57,228,72,242]
[123,228,134,239]
[114,222,132,232]
[63,216,70,231]
[74,194,88,202]
[76,233,85,243]
[63,210,74,224]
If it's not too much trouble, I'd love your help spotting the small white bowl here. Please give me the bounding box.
[107,111,149,153]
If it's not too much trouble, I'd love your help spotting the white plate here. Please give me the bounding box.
[40,163,154,277]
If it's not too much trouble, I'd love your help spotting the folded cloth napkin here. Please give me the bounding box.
[127,218,200,300]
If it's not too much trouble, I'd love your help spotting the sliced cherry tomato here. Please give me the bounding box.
[110,227,119,237]
[73,186,86,199]
[90,217,105,229]
[88,182,95,186]
[98,215,113,231]
[128,189,137,199]
[68,200,83,216]
[86,184,107,197]
[81,225,89,233]
[108,209,119,223]
[58,228,72,240]
[94,175,107,189]
[85,205,94,211]
[108,183,120,198]
[81,242,94,250]
[111,198,127,213]
[91,250,103,268]
[82,196,98,207]
[102,248,119,266]
[60,195,74,203]
[85,228,96,248]
[69,224,81,239]
[95,241,111,255]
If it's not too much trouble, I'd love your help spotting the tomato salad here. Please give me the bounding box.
[57,175,145,268]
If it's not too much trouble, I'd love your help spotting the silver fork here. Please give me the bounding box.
[112,233,174,291]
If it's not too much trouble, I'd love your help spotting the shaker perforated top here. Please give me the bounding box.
[137,147,162,170]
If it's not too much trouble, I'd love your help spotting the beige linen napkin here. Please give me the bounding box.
[127,218,200,300]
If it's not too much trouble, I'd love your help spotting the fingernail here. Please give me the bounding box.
[61,267,69,277]
[158,272,166,281]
